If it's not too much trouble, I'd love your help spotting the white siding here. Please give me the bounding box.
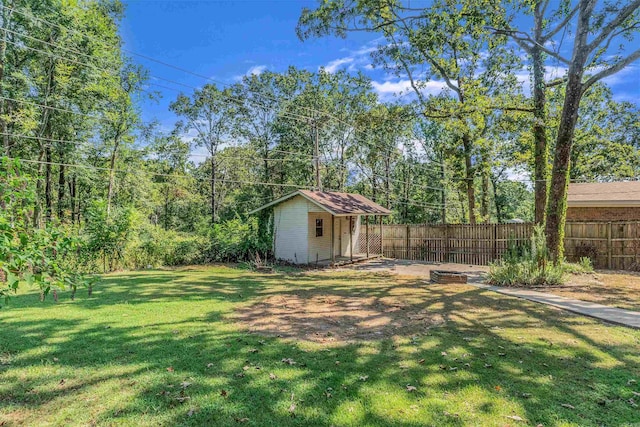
[272,194,363,263]
[307,212,332,263]
[273,196,309,264]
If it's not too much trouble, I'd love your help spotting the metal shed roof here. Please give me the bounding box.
[249,190,392,216]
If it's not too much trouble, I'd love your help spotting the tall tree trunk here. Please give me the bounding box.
[545,2,593,261]
[33,149,45,228]
[210,153,216,224]
[462,134,476,224]
[491,175,503,223]
[45,145,52,224]
[106,132,122,216]
[440,149,446,224]
[457,187,467,223]
[57,149,65,221]
[531,44,548,225]
[480,163,490,223]
[69,174,76,224]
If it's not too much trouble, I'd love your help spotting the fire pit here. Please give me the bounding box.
[430,270,468,284]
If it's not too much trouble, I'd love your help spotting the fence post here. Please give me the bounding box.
[406,224,410,260]
[607,221,612,269]
[493,223,498,261]
[445,224,450,263]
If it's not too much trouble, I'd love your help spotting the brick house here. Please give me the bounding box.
[567,181,640,221]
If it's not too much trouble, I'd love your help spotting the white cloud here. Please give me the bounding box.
[323,57,355,73]
[246,65,267,76]
[233,65,268,81]
[371,79,449,101]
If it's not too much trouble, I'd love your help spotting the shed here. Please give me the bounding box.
[250,190,391,265]
[567,181,640,221]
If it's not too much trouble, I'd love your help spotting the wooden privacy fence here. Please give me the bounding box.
[360,221,640,269]
[564,221,640,270]
[372,223,533,266]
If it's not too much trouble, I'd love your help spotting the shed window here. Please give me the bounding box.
[315,218,323,237]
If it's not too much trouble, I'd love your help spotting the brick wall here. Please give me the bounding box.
[566,206,640,221]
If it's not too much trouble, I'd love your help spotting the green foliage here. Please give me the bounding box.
[203,217,270,263]
[489,225,596,286]
[124,226,206,269]
[84,200,139,272]
[0,158,88,305]
[488,225,565,286]
[563,257,595,275]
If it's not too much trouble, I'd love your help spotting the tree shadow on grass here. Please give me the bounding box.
[1,267,640,426]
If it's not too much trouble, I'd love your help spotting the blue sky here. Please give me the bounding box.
[120,0,640,130]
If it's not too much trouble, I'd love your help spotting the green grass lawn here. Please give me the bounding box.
[1,265,640,426]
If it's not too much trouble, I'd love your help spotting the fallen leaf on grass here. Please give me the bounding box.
[441,351,448,356]
[206,363,214,368]
[242,365,250,371]
[180,381,192,389]
[167,367,174,373]
[235,417,249,423]
[288,403,296,413]
[281,358,296,365]
[359,375,369,381]
[561,403,575,409]
[220,389,228,398]
[494,385,502,391]
[187,408,196,417]
[269,373,277,380]
[406,385,417,392]
[418,359,425,364]
[506,415,524,421]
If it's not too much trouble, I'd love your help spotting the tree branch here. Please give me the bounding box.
[585,0,640,53]
[541,4,579,42]
[486,26,571,64]
[581,47,640,92]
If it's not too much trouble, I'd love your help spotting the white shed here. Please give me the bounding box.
[250,190,391,265]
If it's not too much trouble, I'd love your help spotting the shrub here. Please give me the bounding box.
[203,217,270,262]
[488,225,565,287]
[574,242,598,267]
[562,257,594,274]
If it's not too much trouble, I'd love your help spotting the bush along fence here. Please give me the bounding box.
[360,221,640,269]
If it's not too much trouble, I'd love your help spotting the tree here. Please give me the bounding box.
[171,84,235,224]
[298,0,525,224]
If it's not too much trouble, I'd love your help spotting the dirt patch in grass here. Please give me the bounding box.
[234,275,446,343]
[537,270,640,311]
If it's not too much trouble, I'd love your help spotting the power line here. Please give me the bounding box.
[6,156,318,189]
[2,3,443,172]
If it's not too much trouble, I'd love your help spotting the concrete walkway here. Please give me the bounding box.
[472,283,640,329]
[342,259,640,329]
